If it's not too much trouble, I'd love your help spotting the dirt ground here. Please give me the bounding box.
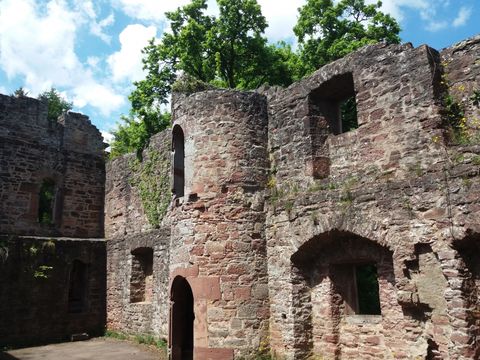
[0,338,168,360]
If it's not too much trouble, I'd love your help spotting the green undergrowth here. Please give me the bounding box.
[104,329,167,349]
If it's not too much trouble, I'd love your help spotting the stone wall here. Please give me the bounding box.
[441,35,480,138]
[0,236,106,347]
[0,94,105,238]
[101,36,480,359]
[105,131,171,338]
[169,90,269,359]
[106,230,170,337]
[265,40,480,359]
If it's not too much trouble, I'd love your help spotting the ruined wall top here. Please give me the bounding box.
[0,93,105,238]
[0,94,104,157]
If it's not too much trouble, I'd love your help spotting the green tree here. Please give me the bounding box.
[294,0,401,75]
[207,0,268,88]
[38,88,73,122]
[12,87,29,98]
[110,113,171,159]
[111,0,288,157]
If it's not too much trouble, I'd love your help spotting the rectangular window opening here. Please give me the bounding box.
[355,264,381,315]
[339,95,358,133]
[331,262,381,316]
[309,72,358,135]
[130,248,154,303]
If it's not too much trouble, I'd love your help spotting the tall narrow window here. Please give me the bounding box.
[130,248,153,303]
[310,73,358,135]
[38,178,55,224]
[172,125,185,198]
[68,260,88,313]
[355,264,381,315]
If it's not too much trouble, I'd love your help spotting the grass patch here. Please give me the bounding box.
[105,330,166,350]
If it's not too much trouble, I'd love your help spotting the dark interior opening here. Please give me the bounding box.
[171,276,194,360]
[172,125,185,198]
[310,73,358,134]
[38,178,55,224]
[130,247,154,303]
[68,260,88,313]
[356,264,381,315]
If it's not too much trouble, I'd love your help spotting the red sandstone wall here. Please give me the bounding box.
[0,94,105,238]
[170,90,269,359]
[0,236,106,347]
[266,41,480,359]
[105,131,171,338]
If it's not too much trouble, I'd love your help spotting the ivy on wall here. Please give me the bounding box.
[129,150,171,228]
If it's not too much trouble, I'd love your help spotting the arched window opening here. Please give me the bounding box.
[309,73,358,135]
[68,260,88,313]
[172,125,185,198]
[38,178,55,224]
[130,247,153,303]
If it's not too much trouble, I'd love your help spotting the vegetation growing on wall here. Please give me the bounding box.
[129,150,171,228]
[441,63,480,145]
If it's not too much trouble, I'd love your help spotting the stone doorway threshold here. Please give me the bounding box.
[0,338,167,360]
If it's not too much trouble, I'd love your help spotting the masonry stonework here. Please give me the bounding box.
[0,94,106,347]
[2,35,479,359]
[106,36,480,359]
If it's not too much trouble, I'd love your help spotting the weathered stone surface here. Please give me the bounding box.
[0,236,106,347]
[102,35,479,359]
[0,94,107,348]
[0,94,105,238]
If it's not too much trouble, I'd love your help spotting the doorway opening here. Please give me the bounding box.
[170,276,194,360]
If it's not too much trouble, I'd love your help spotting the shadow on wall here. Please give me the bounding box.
[0,353,20,360]
[289,230,394,358]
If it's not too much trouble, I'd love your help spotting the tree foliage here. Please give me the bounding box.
[294,0,401,75]
[38,88,73,122]
[12,87,29,98]
[110,0,400,157]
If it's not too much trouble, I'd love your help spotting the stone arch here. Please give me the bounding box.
[289,230,395,359]
[170,275,194,360]
[172,125,185,198]
[453,233,480,359]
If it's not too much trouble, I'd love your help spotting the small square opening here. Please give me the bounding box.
[309,73,358,135]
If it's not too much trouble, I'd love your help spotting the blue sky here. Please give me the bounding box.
[0,0,478,141]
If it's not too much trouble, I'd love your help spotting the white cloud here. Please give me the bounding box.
[426,20,448,32]
[90,13,115,43]
[0,0,123,116]
[257,0,303,42]
[453,6,472,27]
[87,56,101,68]
[112,0,192,22]
[107,24,158,83]
[0,86,8,95]
[101,130,114,144]
[73,0,115,43]
[368,0,470,32]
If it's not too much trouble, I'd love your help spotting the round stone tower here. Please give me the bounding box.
[168,88,270,359]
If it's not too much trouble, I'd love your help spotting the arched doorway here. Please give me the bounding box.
[170,276,194,360]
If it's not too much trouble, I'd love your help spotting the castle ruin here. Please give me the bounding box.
[1,36,480,359]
